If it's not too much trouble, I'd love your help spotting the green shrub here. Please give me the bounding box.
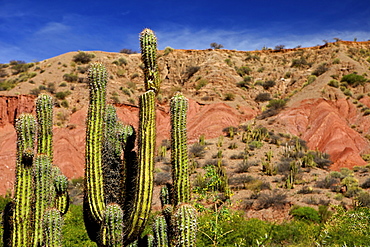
[62,204,97,246]
[236,66,252,77]
[163,46,174,55]
[195,79,208,90]
[72,51,95,64]
[262,80,276,90]
[223,92,235,101]
[55,90,72,100]
[267,98,287,110]
[312,63,328,76]
[63,73,78,82]
[291,57,308,67]
[255,93,271,102]
[341,73,367,87]
[112,57,128,66]
[290,206,320,223]
[328,79,339,88]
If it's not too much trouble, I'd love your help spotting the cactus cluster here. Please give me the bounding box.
[4,94,69,247]
[152,93,198,247]
[83,28,197,246]
[83,29,161,246]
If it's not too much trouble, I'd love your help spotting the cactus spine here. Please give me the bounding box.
[5,94,68,247]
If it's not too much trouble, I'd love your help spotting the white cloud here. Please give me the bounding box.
[35,22,70,35]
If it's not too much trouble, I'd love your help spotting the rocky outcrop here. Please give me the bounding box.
[276,98,370,170]
[0,96,257,195]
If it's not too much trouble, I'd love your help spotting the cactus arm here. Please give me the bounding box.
[153,215,169,247]
[36,94,53,158]
[12,114,36,247]
[32,154,55,247]
[124,90,156,242]
[42,208,64,247]
[54,174,69,214]
[170,93,190,205]
[140,28,160,93]
[172,204,197,247]
[100,203,124,247]
[85,62,108,223]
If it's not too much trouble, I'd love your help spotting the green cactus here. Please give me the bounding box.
[83,29,158,246]
[5,94,69,247]
[11,114,37,247]
[153,92,197,247]
[101,203,124,247]
[170,93,190,205]
[140,28,160,93]
[153,215,169,247]
[42,208,64,247]
[33,154,55,246]
[172,204,197,247]
[36,93,53,158]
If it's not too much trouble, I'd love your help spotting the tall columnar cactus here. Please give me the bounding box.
[153,92,197,246]
[170,93,190,205]
[5,94,69,247]
[11,113,37,247]
[83,28,158,246]
[42,208,64,247]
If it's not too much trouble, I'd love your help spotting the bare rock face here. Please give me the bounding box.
[276,98,369,170]
[0,96,257,195]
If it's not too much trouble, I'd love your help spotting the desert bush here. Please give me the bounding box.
[119,48,137,54]
[255,93,271,102]
[290,206,321,223]
[328,79,339,88]
[55,90,72,100]
[356,191,370,207]
[235,161,251,173]
[72,51,95,64]
[267,98,287,110]
[77,66,89,74]
[318,207,370,246]
[62,204,97,246]
[210,42,223,49]
[195,79,208,90]
[311,63,328,76]
[255,190,288,210]
[10,61,33,75]
[236,66,252,77]
[185,66,200,79]
[223,92,235,101]
[63,73,78,82]
[189,143,206,158]
[262,80,276,90]
[112,57,128,66]
[316,176,340,189]
[230,152,247,160]
[291,57,308,67]
[163,46,174,55]
[341,73,367,87]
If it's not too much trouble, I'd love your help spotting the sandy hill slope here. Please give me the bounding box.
[0,41,369,196]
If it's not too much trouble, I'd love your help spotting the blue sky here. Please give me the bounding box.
[1,0,370,63]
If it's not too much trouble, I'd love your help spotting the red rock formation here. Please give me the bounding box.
[0,96,257,195]
[276,98,369,170]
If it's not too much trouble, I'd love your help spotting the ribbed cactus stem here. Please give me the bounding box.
[101,203,124,247]
[36,94,53,158]
[170,93,190,205]
[54,175,69,214]
[140,28,160,93]
[42,208,63,247]
[33,154,54,247]
[85,62,108,223]
[160,185,171,207]
[124,90,156,242]
[12,113,36,247]
[172,204,197,247]
[153,215,169,247]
